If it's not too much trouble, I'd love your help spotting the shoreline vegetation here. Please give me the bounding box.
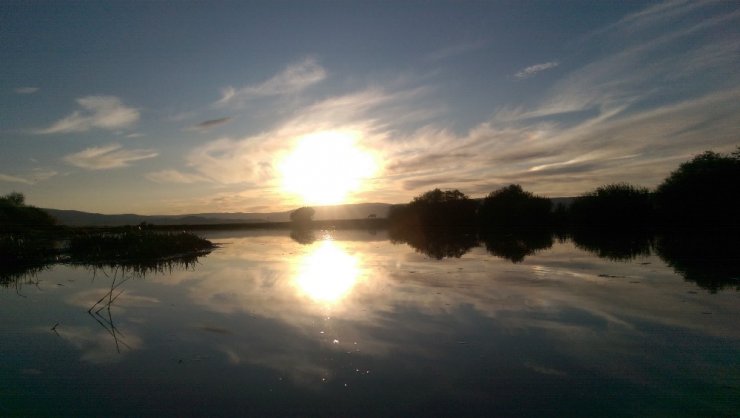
[2,148,739,291]
[1,191,217,284]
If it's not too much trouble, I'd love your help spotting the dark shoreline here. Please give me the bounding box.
[130,217,389,232]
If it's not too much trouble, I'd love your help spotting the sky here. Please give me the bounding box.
[1,0,738,215]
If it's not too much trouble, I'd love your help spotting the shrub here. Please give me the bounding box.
[478,184,552,228]
[569,183,653,228]
[654,149,740,228]
[0,192,56,233]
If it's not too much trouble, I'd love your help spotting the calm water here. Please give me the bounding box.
[1,229,739,416]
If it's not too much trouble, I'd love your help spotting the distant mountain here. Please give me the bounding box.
[43,203,392,227]
[43,199,574,227]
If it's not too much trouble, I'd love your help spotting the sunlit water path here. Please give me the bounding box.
[1,229,738,416]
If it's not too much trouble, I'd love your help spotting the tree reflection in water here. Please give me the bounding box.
[387,224,739,292]
[568,227,740,293]
[290,227,316,245]
[389,227,479,260]
[570,228,654,261]
[480,228,554,263]
[656,230,740,293]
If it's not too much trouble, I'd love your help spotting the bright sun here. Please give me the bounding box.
[279,131,377,205]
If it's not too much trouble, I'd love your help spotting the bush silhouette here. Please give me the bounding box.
[388,189,478,230]
[0,192,56,233]
[290,206,315,225]
[478,184,552,228]
[569,183,653,228]
[654,149,740,228]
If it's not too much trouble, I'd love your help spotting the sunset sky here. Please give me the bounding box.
[2,0,738,214]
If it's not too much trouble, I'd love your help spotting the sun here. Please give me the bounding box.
[279,131,377,205]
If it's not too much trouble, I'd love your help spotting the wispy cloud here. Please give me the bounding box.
[15,87,39,94]
[63,143,157,170]
[146,169,210,184]
[36,96,139,134]
[159,0,738,210]
[425,40,487,62]
[215,57,326,106]
[0,168,57,185]
[372,1,740,198]
[515,62,559,79]
[186,116,232,131]
[181,88,416,189]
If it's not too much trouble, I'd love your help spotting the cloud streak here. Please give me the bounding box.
[515,62,559,79]
[64,143,158,170]
[425,40,487,62]
[150,1,739,211]
[146,169,210,184]
[0,168,57,185]
[15,87,39,94]
[186,117,232,131]
[36,96,139,134]
[215,58,326,106]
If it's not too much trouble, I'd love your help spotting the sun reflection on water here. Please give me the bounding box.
[294,239,360,304]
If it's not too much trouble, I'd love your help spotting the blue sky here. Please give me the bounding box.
[1,0,738,214]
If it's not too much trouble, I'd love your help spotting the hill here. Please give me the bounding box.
[43,203,392,227]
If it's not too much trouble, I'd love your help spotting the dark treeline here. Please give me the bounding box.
[387,149,740,291]
[389,148,740,232]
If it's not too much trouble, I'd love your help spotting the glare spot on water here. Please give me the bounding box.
[293,240,361,304]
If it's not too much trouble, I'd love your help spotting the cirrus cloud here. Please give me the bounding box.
[185,116,232,132]
[15,87,39,94]
[215,57,326,106]
[146,169,210,184]
[36,96,139,134]
[63,143,158,170]
[515,61,560,79]
[0,168,57,185]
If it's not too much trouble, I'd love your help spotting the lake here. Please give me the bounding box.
[1,228,739,416]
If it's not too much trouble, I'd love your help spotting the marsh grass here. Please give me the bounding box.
[67,230,215,263]
[1,229,215,285]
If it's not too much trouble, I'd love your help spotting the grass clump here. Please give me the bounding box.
[68,230,215,263]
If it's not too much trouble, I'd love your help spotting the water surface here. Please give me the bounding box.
[1,229,738,416]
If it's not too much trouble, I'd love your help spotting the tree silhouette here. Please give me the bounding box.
[655,148,740,228]
[393,188,478,228]
[478,184,552,228]
[0,192,56,233]
[569,183,653,228]
[290,206,315,225]
[3,192,24,206]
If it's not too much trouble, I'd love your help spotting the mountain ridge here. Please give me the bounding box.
[43,198,575,227]
[43,203,393,227]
